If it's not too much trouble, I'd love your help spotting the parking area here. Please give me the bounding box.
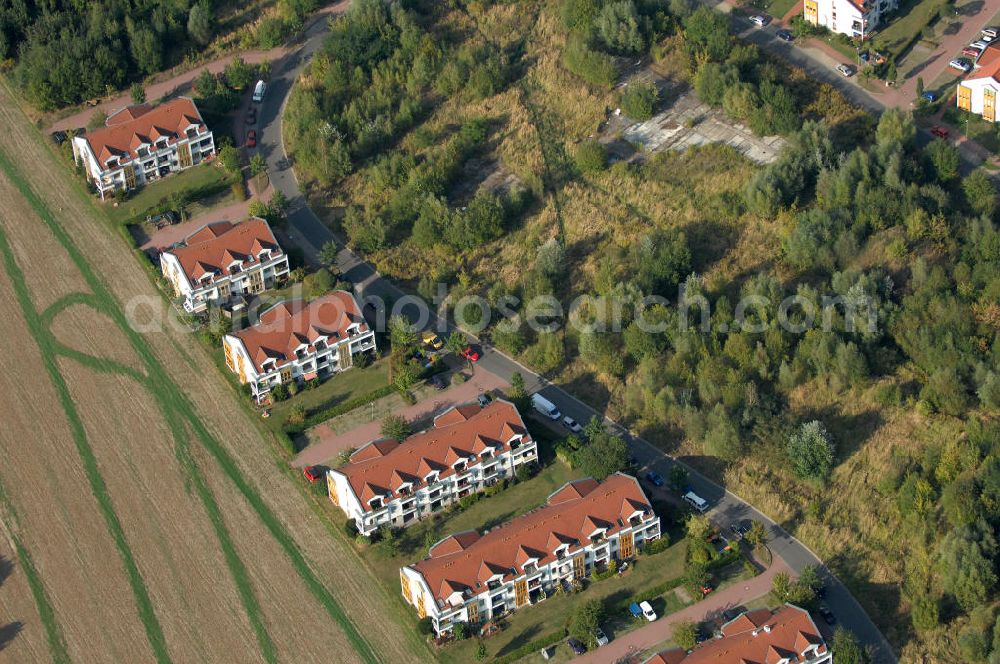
[619,89,787,165]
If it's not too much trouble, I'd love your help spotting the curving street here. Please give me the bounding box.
[253,8,899,663]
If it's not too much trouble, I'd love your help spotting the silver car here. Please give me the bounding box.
[595,627,609,647]
[836,64,854,77]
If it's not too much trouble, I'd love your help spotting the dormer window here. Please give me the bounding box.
[454,461,466,473]
[524,562,537,574]
[106,157,119,168]
[156,139,167,149]
[480,451,493,461]
[137,147,148,157]
[369,497,383,509]
[259,250,271,260]
[424,471,439,484]
[315,340,327,351]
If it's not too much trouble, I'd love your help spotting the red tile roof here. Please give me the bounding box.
[651,605,827,664]
[339,400,532,508]
[167,218,281,285]
[81,97,207,165]
[973,44,1000,82]
[232,291,368,372]
[409,473,655,607]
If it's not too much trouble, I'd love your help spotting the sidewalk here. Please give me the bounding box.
[572,555,792,664]
[291,364,510,468]
[48,0,350,133]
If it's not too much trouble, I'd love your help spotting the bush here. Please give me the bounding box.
[344,519,359,538]
[640,537,670,555]
[575,140,607,173]
[620,81,659,120]
[416,617,434,636]
[270,383,290,402]
[563,34,617,87]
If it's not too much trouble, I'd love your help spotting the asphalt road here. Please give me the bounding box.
[255,8,898,663]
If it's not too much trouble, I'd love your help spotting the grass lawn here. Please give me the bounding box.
[764,0,799,21]
[106,162,235,225]
[267,357,391,426]
[351,438,693,664]
[942,106,1000,152]
[874,0,951,60]
[438,541,690,664]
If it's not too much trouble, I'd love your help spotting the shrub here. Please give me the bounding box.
[344,519,359,538]
[620,81,659,120]
[641,537,670,555]
[563,34,617,87]
[575,140,607,172]
[270,384,290,402]
[416,617,434,636]
[787,420,835,481]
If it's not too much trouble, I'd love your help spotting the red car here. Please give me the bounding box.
[303,465,322,483]
[461,346,480,362]
[246,129,257,147]
[930,125,949,138]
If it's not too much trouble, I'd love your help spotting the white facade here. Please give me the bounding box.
[401,510,661,635]
[957,76,1000,121]
[161,246,290,313]
[328,429,538,537]
[804,0,898,38]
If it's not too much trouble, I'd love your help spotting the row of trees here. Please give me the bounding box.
[9,0,221,110]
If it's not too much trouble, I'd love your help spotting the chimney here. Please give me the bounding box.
[763,625,772,633]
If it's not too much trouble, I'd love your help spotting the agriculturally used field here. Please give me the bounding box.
[0,78,430,664]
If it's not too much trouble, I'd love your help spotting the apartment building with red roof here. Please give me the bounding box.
[646,604,831,664]
[958,44,1000,122]
[804,0,897,39]
[222,291,376,403]
[160,217,290,313]
[400,473,661,636]
[71,97,215,200]
[327,399,538,536]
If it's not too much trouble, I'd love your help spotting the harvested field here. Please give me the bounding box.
[50,303,147,375]
[0,251,155,664]
[0,77,431,664]
[0,518,56,664]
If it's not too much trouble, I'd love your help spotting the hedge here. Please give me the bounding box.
[284,384,396,434]
[492,630,566,664]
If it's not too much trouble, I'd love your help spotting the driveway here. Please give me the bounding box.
[292,364,509,468]
[572,556,793,664]
[253,6,897,663]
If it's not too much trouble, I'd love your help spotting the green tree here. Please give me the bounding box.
[925,138,959,182]
[573,418,630,480]
[388,315,417,352]
[130,83,146,104]
[319,240,340,266]
[380,415,411,441]
[963,169,996,217]
[937,523,998,611]
[218,145,241,174]
[673,620,698,650]
[620,81,659,120]
[684,7,732,61]
[594,0,644,54]
[250,153,268,176]
[575,140,607,173]
[771,571,793,603]
[787,420,836,481]
[225,56,254,91]
[475,641,487,661]
[248,199,269,218]
[561,0,602,31]
[393,361,418,393]
[446,331,469,360]
[910,593,939,633]
[188,1,215,46]
[303,267,333,297]
[831,628,871,664]
[569,599,604,648]
[745,520,768,549]
[508,372,531,413]
[563,34,617,87]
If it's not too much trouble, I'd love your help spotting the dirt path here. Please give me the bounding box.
[294,365,510,468]
[47,1,350,134]
[572,555,793,663]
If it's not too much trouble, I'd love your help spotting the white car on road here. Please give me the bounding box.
[749,15,768,27]
[836,64,854,77]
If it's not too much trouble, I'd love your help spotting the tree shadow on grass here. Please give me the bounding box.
[0,622,22,653]
[793,404,883,463]
[494,623,542,658]
[0,555,11,588]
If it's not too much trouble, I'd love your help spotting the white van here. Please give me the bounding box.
[683,491,708,513]
[531,394,561,421]
[252,80,266,103]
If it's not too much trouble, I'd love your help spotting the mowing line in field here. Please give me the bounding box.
[0,145,382,664]
[0,480,71,664]
[0,221,173,664]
